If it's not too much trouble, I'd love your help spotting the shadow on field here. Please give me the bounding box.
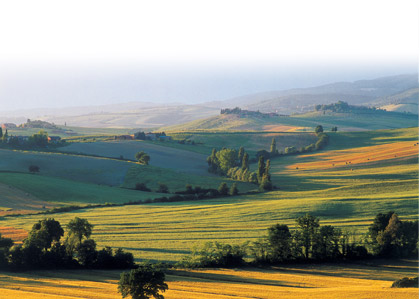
[168,268,313,288]
[272,259,419,281]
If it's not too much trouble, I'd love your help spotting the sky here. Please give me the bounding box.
[0,0,417,111]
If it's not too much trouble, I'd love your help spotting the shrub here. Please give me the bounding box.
[29,165,40,173]
[391,276,418,288]
[157,183,169,193]
[135,183,151,192]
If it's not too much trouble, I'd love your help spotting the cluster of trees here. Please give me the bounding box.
[179,212,418,268]
[0,217,134,270]
[315,101,383,114]
[20,119,58,129]
[207,147,273,191]
[220,107,278,118]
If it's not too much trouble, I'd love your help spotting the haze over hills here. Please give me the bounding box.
[1,74,417,128]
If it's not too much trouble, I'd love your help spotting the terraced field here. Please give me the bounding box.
[0,259,417,298]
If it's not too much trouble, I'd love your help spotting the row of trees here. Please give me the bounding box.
[179,211,418,268]
[0,217,134,270]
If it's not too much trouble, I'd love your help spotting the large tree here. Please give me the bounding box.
[295,214,320,259]
[118,263,168,299]
[215,149,237,174]
[67,217,93,245]
[24,218,64,251]
[270,138,277,154]
[257,156,266,182]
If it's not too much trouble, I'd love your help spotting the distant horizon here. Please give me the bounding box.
[0,67,417,114]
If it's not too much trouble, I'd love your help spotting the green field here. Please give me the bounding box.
[2,128,417,262]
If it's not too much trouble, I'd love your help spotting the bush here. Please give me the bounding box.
[135,183,151,192]
[392,276,418,288]
[157,183,169,193]
[29,165,40,173]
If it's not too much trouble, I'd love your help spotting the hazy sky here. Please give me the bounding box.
[0,0,417,111]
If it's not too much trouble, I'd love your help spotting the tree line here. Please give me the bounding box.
[178,211,418,268]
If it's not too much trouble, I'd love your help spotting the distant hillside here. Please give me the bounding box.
[163,105,418,132]
[208,74,418,114]
[373,88,419,114]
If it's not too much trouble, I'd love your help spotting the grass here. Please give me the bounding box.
[0,128,417,263]
[0,259,417,298]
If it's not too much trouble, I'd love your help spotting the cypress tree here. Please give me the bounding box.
[238,147,245,164]
[270,138,277,154]
[0,127,2,138]
[242,152,249,170]
[257,156,266,182]
[230,183,239,196]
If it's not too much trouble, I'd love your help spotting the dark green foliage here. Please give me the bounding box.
[0,127,2,138]
[238,146,245,163]
[29,130,49,147]
[1,129,7,143]
[315,125,324,134]
[229,183,238,196]
[215,148,237,174]
[331,126,338,132]
[180,241,248,268]
[284,146,298,154]
[29,165,40,173]
[259,173,273,191]
[135,183,151,192]
[67,217,93,245]
[369,212,418,257]
[134,131,146,140]
[256,149,270,160]
[157,183,169,193]
[218,182,229,196]
[24,218,64,250]
[118,263,168,299]
[315,133,329,150]
[295,214,320,259]
[391,276,418,288]
[76,239,97,267]
[135,151,150,165]
[267,224,291,262]
[241,152,249,170]
[257,156,266,182]
[270,138,277,154]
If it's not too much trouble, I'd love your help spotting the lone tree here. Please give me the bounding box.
[135,152,150,165]
[315,125,324,134]
[118,263,168,299]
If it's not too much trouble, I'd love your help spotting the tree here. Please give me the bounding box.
[230,183,238,196]
[24,218,64,251]
[157,183,169,193]
[0,127,2,138]
[29,165,40,173]
[259,173,273,191]
[218,182,229,196]
[241,152,249,170]
[76,239,97,267]
[315,125,324,134]
[215,149,237,174]
[295,214,320,259]
[267,224,291,262]
[270,138,277,154]
[2,129,7,143]
[118,263,168,299]
[257,156,266,182]
[238,147,245,164]
[29,130,48,147]
[135,152,150,165]
[67,217,93,245]
[207,148,218,173]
